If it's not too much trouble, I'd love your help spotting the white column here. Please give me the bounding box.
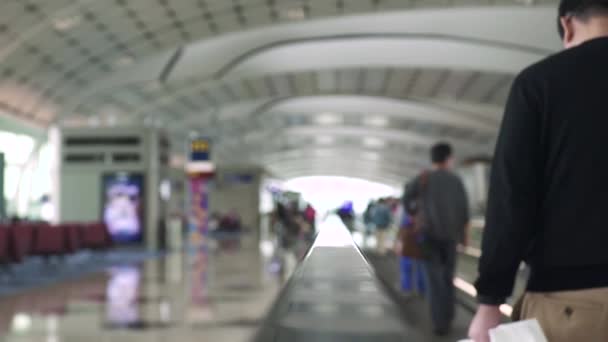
[146,128,159,251]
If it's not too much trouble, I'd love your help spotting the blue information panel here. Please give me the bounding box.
[190,138,211,162]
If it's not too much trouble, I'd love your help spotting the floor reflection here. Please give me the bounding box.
[0,235,281,342]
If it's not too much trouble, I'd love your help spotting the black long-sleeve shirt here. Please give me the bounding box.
[476,37,608,305]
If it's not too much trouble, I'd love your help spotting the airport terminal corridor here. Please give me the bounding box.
[2,0,602,341]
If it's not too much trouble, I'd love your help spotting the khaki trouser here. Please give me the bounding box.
[376,228,388,254]
[520,287,608,342]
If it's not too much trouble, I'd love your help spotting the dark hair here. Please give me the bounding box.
[558,0,608,38]
[431,142,453,164]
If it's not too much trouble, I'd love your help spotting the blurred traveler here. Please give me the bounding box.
[208,212,221,232]
[372,198,393,254]
[336,201,355,233]
[271,201,300,280]
[39,195,55,223]
[363,201,376,248]
[279,201,300,249]
[303,203,316,236]
[404,142,469,336]
[469,2,608,341]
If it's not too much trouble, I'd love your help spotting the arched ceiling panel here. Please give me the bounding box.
[266,161,411,186]
[226,37,542,78]
[259,149,426,172]
[274,167,404,187]
[76,67,512,129]
[242,125,485,153]
[169,6,558,82]
[265,95,499,131]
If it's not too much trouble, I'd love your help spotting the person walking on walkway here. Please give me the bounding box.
[469,2,608,341]
[403,142,469,336]
[372,198,392,254]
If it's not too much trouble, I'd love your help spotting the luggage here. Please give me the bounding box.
[399,227,423,259]
[399,171,430,259]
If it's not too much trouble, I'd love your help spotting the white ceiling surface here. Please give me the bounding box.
[170,6,559,81]
[0,0,561,184]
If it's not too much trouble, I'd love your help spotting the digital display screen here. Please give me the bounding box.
[105,266,140,326]
[102,173,144,243]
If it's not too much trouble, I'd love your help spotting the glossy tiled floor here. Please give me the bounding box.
[0,237,282,342]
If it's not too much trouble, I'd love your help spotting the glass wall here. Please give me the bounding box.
[0,130,52,219]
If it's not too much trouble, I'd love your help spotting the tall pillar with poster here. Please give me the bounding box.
[186,137,215,247]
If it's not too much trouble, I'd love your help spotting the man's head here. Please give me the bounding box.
[431,142,454,169]
[558,0,608,48]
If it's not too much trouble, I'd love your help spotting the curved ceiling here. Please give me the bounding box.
[0,0,560,184]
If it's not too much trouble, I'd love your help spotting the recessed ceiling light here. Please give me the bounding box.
[144,80,163,92]
[52,15,81,31]
[363,116,389,127]
[284,7,306,20]
[362,152,380,161]
[316,136,334,145]
[515,0,534,5]
[315,112,342,125]
[314,149,333,157]
[363,137,385,148]
[106,114,117,126]
[87,116,100,127]
[115,56,134,67]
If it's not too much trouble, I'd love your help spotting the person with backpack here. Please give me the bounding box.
[403,142,470,336]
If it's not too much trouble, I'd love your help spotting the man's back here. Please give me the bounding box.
[404,169,469,242]
[469,5,608,341]
[482,37,608,272]
[516,37,608,267]
[373,203,392,228]
[477,36,608,303]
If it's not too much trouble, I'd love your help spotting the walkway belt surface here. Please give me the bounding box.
[254,218,421,341]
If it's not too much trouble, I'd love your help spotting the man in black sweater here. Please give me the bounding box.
[469,1,608,341]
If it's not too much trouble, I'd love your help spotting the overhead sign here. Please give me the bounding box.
[189,138,211,162]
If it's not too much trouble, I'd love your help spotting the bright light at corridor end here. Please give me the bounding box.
[283,176,399,213]
[314,216,357,248]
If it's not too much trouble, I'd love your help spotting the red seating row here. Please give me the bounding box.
[0,222,112,265]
